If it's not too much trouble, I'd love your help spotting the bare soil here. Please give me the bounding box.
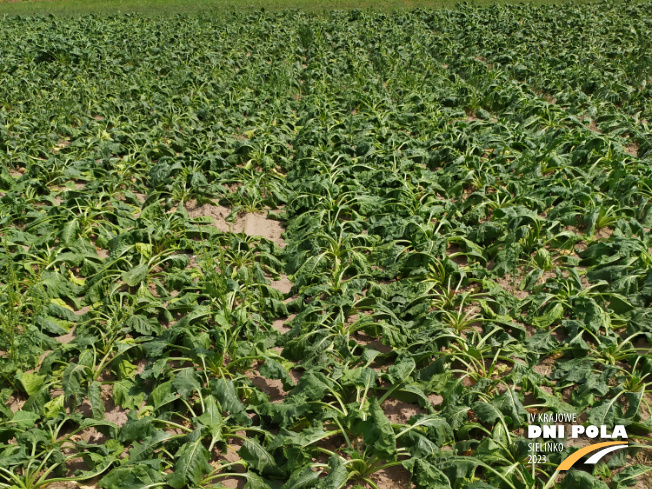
[625,141,639,157]
[349,464,414,489]
[184,201,285,248]
[272,314,296,334]
[270,275,292,294]
[382,398,426,425]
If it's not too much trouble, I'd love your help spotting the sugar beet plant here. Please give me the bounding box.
[1,3,652,489]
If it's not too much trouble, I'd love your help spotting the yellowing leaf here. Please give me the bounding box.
[44,395,65,418]
[50,298,74,311]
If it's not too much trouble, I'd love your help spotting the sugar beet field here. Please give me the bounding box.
[1,3,652,489]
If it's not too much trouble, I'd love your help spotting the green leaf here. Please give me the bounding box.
[149,380,177,409]
[61,219,80,245]
[260,358,296,390]
[167,437,212,489]
[116,359,139,380]
[492,389,527,427]
[239,438,276,474]
[89,380,105,420]
[315,455,349,489]
[62,363,89,402]
[195,395,223,442]
[119,417,154,443]
[99,461,163,489]
[403,458,452,489]
[611,465,652,488]
[466,482,499,489]
[419,416,455,446]
[210,378,249,423]
[10,411,39,429]
[130,429,170,462]
[350,397,397,461]
[22,383,52,415]
[622,391,643,420]
[531,385,578,415]
[472,401,503,425]
[387,356,416,384]
[289,371,333,401]
[441,405,471,430]
[121,264,149,287]
[587,395,621,427]
[282,466,322,489]
[172,367,201,400]
[560,470,609,489]
[258,397,309,427]
[18,372,46,397]
[401,429,440,458]
[243,471,275,489]
[113,379,143,411]
[43,394,65,418]
[532,302,565,328]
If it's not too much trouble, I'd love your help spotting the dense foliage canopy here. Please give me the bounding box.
[0,2,651,488]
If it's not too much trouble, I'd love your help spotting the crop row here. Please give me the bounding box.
[0,3,651,489]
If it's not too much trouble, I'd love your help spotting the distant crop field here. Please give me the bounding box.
[0,2,651,489]
[0,0,603,17]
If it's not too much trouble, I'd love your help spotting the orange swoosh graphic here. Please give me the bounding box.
[556,442,628,471]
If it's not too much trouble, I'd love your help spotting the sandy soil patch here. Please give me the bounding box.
[185,201,285,247]
[270,275,292,294]
[625,141,639,157]
[272,314,296,335]
[381,398,426,425]
[354,464,414,489]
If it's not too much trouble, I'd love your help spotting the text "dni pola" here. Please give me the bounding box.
[528,424,628,439]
